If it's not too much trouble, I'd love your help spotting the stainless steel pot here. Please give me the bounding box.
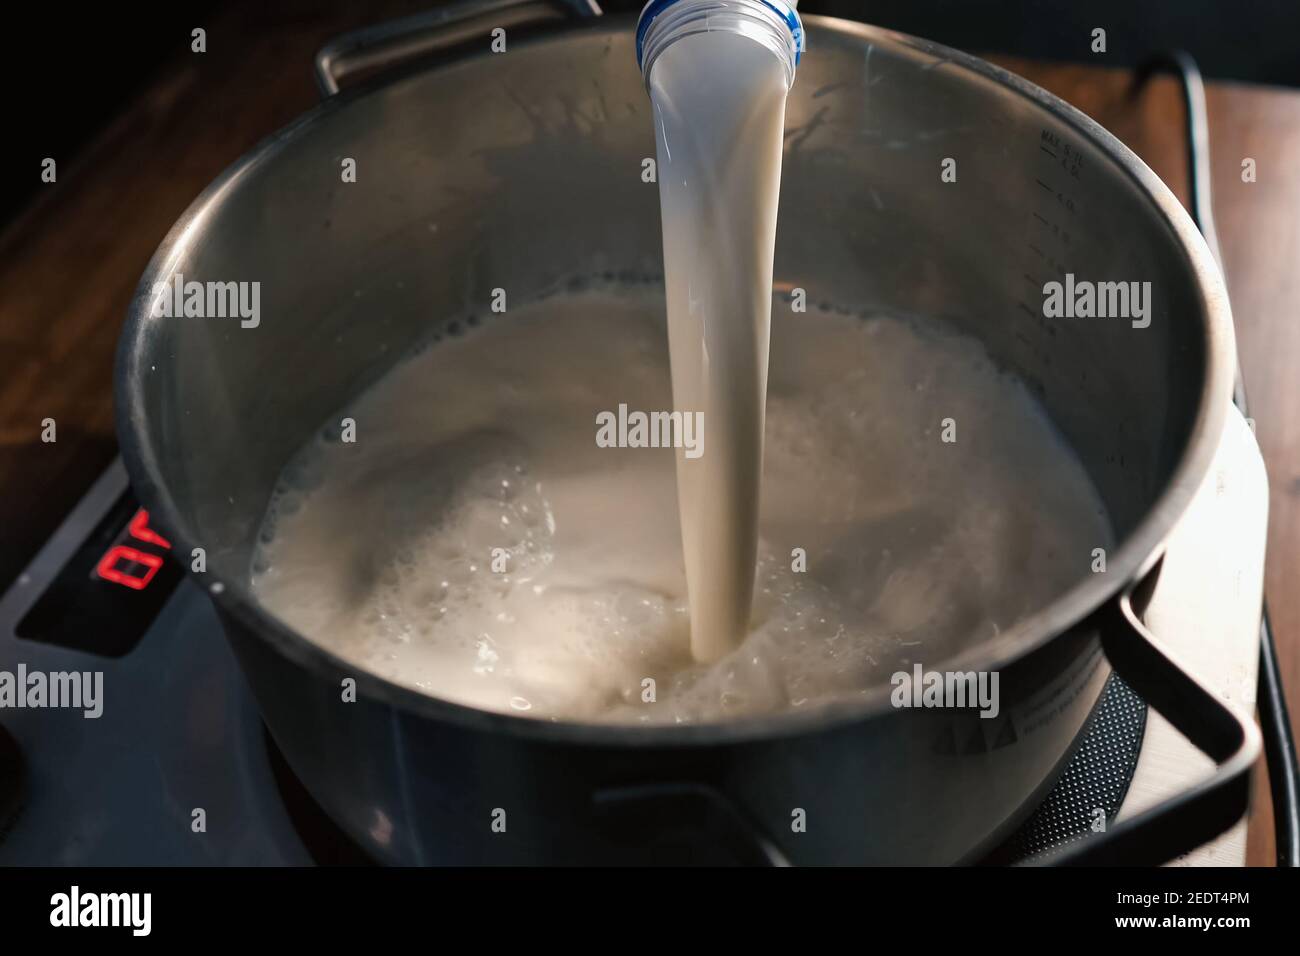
[115,6,1256,864]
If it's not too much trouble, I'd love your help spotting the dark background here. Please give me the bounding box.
[4,0,1300,227]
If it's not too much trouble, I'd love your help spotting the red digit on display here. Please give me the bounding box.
[96,546,164,590]
[127,508,171,549]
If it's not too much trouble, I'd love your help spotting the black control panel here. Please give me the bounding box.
[14,488,182,657]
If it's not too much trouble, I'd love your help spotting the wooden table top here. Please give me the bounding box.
[0,3,1295,865]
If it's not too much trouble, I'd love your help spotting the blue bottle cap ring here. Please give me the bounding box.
[635,0,805,70]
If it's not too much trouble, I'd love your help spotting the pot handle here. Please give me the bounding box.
[1035,565,1262,865]
[314,0,603,97]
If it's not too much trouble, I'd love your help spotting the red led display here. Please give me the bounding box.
[94,508,172,591]
[96,546,164,590]
[18,494,184,656]
[127,508,171,548]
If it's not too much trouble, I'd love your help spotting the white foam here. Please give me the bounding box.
[251,286,1112,724]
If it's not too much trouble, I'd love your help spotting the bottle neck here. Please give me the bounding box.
[637,0,804,91]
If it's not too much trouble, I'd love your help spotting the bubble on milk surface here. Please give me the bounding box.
[250,281,1112,725]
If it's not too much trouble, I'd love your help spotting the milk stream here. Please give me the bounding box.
[648,30,791,662]
[250,281,1113,725]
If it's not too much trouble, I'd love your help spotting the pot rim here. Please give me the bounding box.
[114,14,1235,747]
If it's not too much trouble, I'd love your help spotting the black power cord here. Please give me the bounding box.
[1134,51,1300,867]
